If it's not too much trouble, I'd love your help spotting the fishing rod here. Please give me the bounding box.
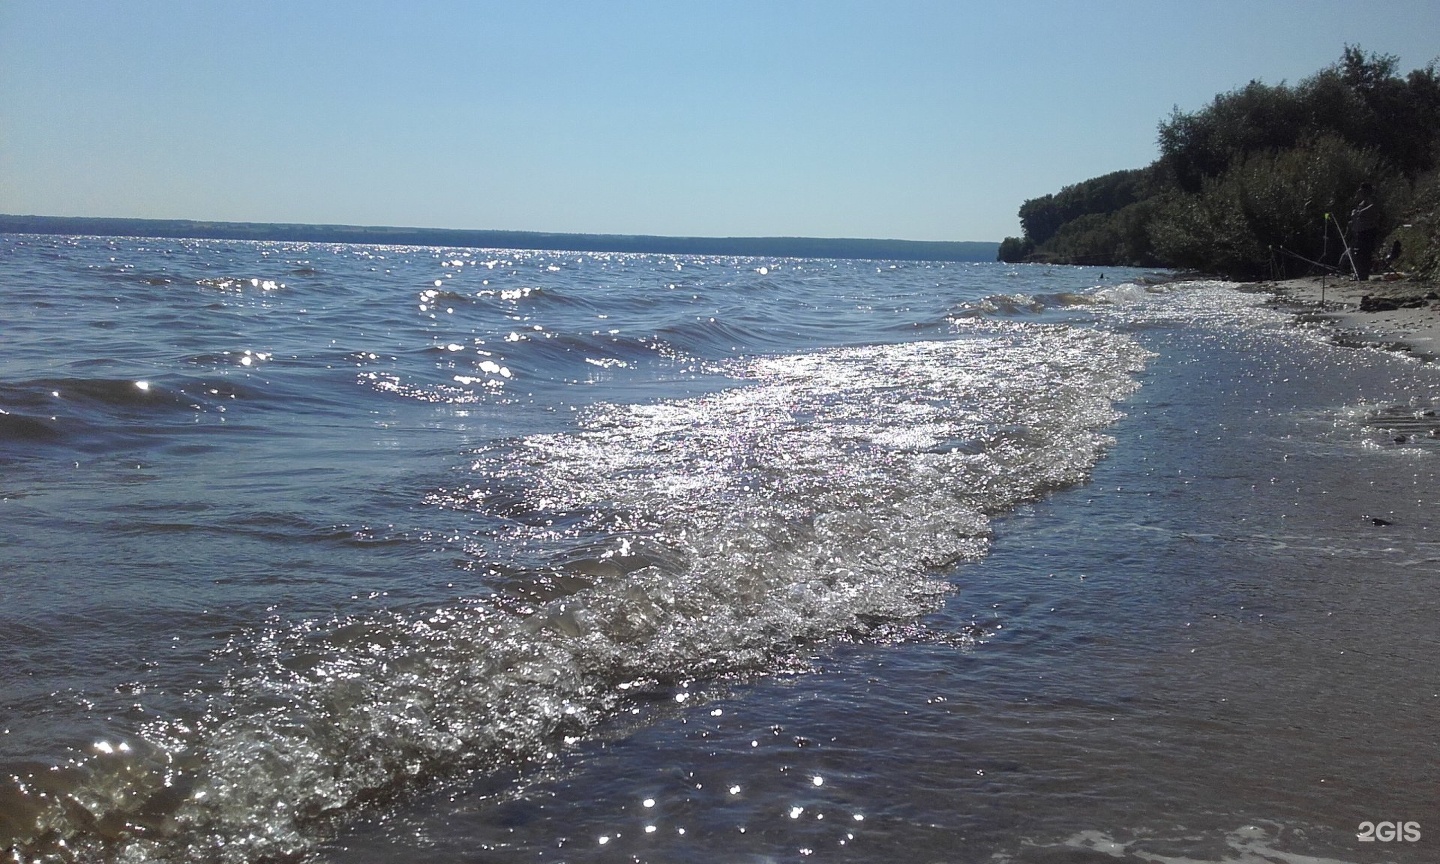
[1271,243,1344,274]
[1269,243,1345,307]
[1326,212,1360,279]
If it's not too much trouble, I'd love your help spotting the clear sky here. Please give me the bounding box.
[2,1,1438,242]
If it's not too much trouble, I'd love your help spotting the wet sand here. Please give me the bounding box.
[1256,274,1440,359]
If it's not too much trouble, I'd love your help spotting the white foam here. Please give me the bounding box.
[26,323,1153,863]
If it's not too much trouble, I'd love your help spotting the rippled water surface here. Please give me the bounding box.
[2,236,1437,863]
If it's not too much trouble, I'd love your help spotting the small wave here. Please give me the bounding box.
[951,292,1046,318]
[1091,280,1172,305]
[14,376,264,410]
[416,285,557,309]
[473,285,546,302]
[1360,402,1440,442]
[0,411,63,443]
[654,315,792,356]
[366,331,684,402]
[504,329,672,367]
[949,290,1104,320]
[0,375,273,453]
[416,286,476,306]
[196,277,286,292]
[2,377,172,409]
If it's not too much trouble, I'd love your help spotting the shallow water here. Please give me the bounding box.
[1,236,1436,863]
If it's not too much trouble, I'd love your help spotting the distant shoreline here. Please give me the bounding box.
[0,215,998,263]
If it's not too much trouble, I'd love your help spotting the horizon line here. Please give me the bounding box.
[0,214,1000,262]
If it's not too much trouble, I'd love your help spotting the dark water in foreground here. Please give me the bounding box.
[1,236,1436,863]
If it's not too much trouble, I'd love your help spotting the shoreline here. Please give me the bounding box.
[1250,274,1440,359]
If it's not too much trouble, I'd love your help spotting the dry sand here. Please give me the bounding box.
[1250,273,1440,359]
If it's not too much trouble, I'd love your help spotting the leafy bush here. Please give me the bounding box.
[1391,170,1440,280]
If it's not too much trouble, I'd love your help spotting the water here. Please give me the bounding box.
[1,235,1437,863]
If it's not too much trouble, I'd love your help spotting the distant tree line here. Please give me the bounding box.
[1000,47,1440,281]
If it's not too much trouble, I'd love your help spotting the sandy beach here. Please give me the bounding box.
[1257,274,1440,359]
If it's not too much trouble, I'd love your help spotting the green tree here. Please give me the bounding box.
[997,236,1033,262]
[1151,135,1384,278]
[1159,46,1440,192]
[1018,168,1157,246]
[1009,46,1440,278]
[1158,79,1310,193]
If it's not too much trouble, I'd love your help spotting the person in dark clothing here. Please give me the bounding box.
[1347,182,1380,281]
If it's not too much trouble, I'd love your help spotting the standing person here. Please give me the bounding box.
[1347,182,1381,281]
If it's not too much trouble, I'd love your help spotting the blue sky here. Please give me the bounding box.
[2,1,1438,242]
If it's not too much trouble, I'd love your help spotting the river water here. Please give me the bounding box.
[1,235,1435,862]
